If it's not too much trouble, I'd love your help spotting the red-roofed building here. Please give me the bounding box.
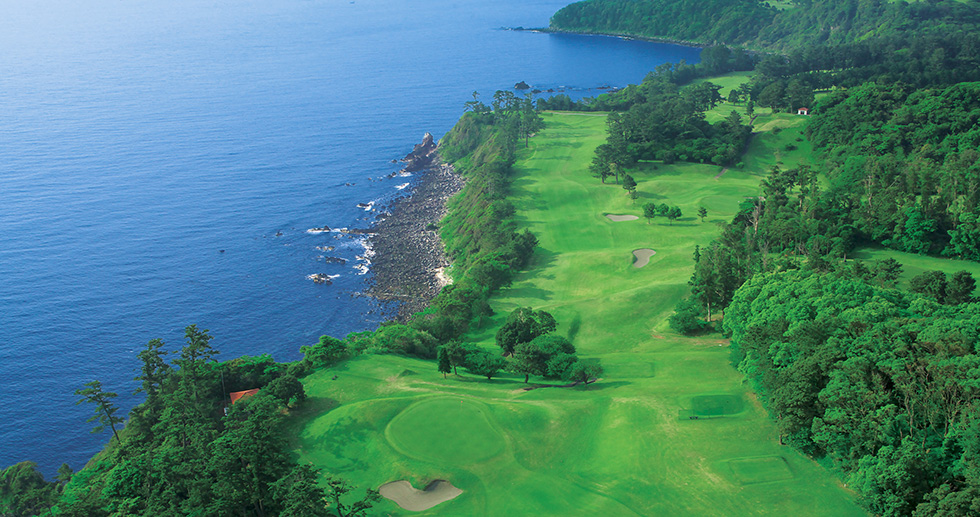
[797,107,810,115]
[230,388,260,404]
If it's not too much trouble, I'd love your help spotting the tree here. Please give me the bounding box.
[324,476,381,517]
[300,335,349,369]
[75,380,124,443]
[667,206,682,225]
[517,93,544,148]
[643,203,658,224]
[946,271,976,304]
[698,206,708,222]
[174,324,220,411]
[870,258,903,288]
[0,462,58,516]
[511,334,576,383]
[564,360,603,386]
[758,82,785,113]
[437,347,452,378]
[463,91,489,114]
[271,465,332,517]
[727,88,741,104]
[265,374,306,406]
[56,463,74,487]
[622,174,637,197]
[909,270,948,302]
[786,79,814,110]
[669,298,711,335]
[134,338,170,400]
[495,307,557,355]
[465,350,507,381]
[443,341,472,375]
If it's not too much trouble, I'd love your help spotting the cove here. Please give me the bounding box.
[0,0,699,474]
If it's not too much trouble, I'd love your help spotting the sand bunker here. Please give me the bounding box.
[379,480,463,511]
[632,249,656,268]
[605,214,638,222]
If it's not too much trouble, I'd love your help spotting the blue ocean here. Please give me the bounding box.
[0,0,700,475]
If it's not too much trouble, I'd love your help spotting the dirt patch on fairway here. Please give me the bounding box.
[605,214,638,222]
[632,249,656,268]
[379,480,462,511]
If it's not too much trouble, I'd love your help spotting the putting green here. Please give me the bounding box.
[691,394,744,416]
[385,398,504,464]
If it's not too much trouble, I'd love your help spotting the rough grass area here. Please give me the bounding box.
[289,111,864,515]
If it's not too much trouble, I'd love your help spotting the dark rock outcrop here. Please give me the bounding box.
[400,132,438,173]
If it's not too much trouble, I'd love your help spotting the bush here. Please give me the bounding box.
[669,298,711,335]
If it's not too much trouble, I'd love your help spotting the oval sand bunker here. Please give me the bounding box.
[386,398,504,464]
[606,214,638,222]
[380,480,463,512]
[632,249,657,268]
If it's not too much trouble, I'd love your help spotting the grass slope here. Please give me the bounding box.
[853,247,980,295]
[290,111,864,515]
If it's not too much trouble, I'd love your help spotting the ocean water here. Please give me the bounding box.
[0,0,700,475]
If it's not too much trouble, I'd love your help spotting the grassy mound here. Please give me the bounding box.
[386,398,504,464]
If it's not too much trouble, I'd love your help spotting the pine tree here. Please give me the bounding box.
[437,347,452,378]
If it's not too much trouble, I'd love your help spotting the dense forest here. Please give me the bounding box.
[727,270,980,516]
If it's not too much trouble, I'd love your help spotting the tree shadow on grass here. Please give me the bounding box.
[571,380,631,392]
[530,247,558,272]
[503,285,553,302]
[450,374,526,386]
[635,191,667,201]
[284,397,340,435]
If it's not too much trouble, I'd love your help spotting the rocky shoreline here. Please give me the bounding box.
[365,134,464,320]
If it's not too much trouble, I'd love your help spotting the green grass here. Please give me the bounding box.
[727,456,795,485]
[853,246,980,294]
[694,71,753,97]
[386,398,504,464]
[290,111,865,515]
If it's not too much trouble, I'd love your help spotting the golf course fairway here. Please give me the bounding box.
[291,111,865,515]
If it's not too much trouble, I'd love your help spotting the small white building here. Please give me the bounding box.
[797,107,810,115]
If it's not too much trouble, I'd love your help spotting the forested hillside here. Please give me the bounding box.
[727,270,980,515]
[551,0,980,51]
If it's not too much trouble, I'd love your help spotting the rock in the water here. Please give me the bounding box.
[307,273,334,285]
[515,81,530,90]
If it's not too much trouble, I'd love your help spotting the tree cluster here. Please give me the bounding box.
[642,202,683,225]
[25,326,379,517]
[726,269,980,516]
[435,307,602,385]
